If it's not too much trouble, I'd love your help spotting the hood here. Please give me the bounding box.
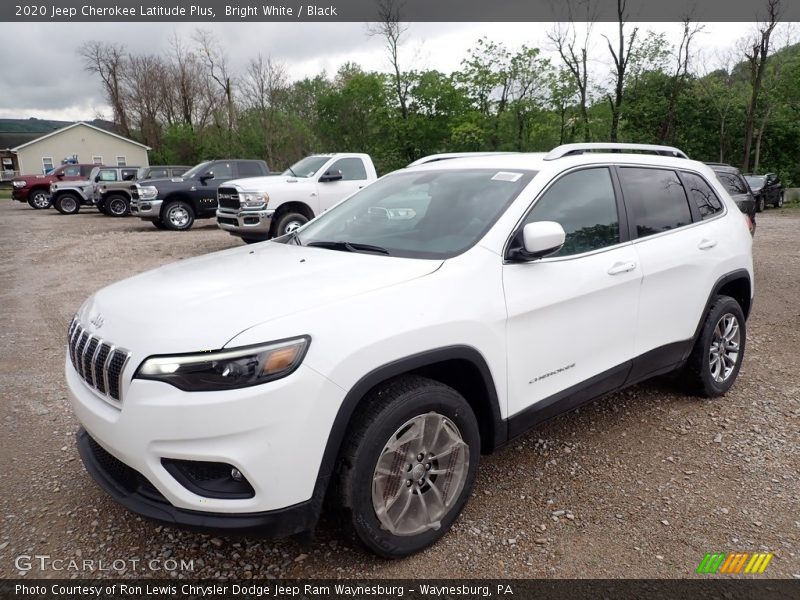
[77,242,441,354]
[13,174,50,184]
[225,175,313,190]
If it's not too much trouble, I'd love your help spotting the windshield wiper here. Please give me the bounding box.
[306,240,391,255]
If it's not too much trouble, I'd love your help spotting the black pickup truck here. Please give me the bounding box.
[130,159,270,230]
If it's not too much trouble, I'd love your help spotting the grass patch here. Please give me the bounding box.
[0,190,12,200]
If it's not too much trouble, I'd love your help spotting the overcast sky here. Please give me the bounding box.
[0,21,759,122]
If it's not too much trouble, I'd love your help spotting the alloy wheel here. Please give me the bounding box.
[168,206,190,228]
[708,313,740,383]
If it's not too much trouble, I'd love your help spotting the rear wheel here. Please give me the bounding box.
[756,196,765,212]
[53,193,81,215]
[162,200,194,231]
[683,295,746,397]
[27,189,51,209]
[241,237,264,244]
[336,375,480,558]
[105,194,130,217]
[775,192,784,208]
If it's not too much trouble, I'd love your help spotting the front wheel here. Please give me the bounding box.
[273,212,309,237]
[756,196,765,212]
[27,189,51,209]
[336,375,480,558]
[683,295,746,397]
[162,200,194,231]
[53,193,81,215]
[152,219,168,230]
[105,194,130,217]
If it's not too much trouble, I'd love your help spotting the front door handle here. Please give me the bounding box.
[698,239,718,250]
[607,261,637,276]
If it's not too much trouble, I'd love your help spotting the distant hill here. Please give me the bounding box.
[0,118,117,134]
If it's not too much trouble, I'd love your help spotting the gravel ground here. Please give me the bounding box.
[0,201,798,580]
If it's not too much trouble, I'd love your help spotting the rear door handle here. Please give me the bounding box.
[607,261,637,276]
[698,239,717,250]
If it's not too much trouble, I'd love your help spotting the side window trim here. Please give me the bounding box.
[676,170,705,223]
[505,165,625,261]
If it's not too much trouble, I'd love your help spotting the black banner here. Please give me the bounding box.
[2,580,800,600]
[2,0,800,23]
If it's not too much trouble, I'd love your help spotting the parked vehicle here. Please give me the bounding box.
[706,163,757,234]
[407,152,519,166]
[136,165,190,181]
[11,163,96,209]
[745,173,784,210]
[217,154,377,243]
[51,166,139,215]
[67,144,753,557]
[94,166,182,217]
[130,160,271,231]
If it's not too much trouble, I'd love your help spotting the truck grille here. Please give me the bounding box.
[217,187,240,210]
[67,317,131,403]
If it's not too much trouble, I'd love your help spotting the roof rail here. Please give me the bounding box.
[543,143,688,161]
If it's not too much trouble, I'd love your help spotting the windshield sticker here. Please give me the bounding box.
[492,171,523,182]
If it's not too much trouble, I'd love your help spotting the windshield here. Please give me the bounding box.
[181,161,213,180]
[745,175,765,189]
[89,167,100,180]
[296,168,535,259]
[283,156,330,178]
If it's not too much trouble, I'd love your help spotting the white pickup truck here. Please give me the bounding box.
[216,153,378,243]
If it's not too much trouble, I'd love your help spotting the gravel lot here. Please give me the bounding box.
[1,200,798,580]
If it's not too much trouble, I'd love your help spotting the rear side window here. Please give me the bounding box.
[523,167,620,257]
[148,168,168,179]
[715,171,747,195]
[172,168,187,177]
[681,172,723,219]
[237,162,264,177]
[63,165,80,177]
[619,168,692,238]
[121,169,137,181]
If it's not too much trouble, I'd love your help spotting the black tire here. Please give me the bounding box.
[53,193,81,215]
[756,196,765,213]
[152,219,168,230]
[241,237,264,244]
[96,200,108,215]
[683,295,746,398]
[336,375,480,558]
[775,193,784,208]
[162,200,194,231]
[273,211,309,237]
[27,189,51,209]
[105,194,130,217]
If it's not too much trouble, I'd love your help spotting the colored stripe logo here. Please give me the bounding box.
[697,552,773,574]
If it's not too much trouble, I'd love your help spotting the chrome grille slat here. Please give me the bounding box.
[67,318,130,404]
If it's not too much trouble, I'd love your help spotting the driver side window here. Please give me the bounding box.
[523,168,620,257]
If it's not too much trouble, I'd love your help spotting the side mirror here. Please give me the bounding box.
[94,175,101,183]
[508,221,566,261]
[200,171,215,182]
[320,169,343,182]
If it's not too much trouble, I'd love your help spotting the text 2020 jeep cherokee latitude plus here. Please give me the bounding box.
[67,144,753,557]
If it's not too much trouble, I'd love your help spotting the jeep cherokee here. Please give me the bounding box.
[66,144,753,558]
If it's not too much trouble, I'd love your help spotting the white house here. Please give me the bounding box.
[3,122,150,175]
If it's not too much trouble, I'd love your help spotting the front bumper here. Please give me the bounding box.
[67,352,344,523]
[216,207,275,239]
[77,428,318,535]
[11,188,28,201]
[130,198,163,219]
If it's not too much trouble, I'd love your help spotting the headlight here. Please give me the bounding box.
[135,336,310,391]
[136,184,159,200]
[12,180,26,188]
[49,183,57,192]
[240,191,269,208]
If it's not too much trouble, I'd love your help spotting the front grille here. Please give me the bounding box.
[68,317,131,403]
[217,187,240,210]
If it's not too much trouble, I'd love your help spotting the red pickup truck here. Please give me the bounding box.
[12,164,97,209]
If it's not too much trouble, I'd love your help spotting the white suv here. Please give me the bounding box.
[66,144,753,557]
